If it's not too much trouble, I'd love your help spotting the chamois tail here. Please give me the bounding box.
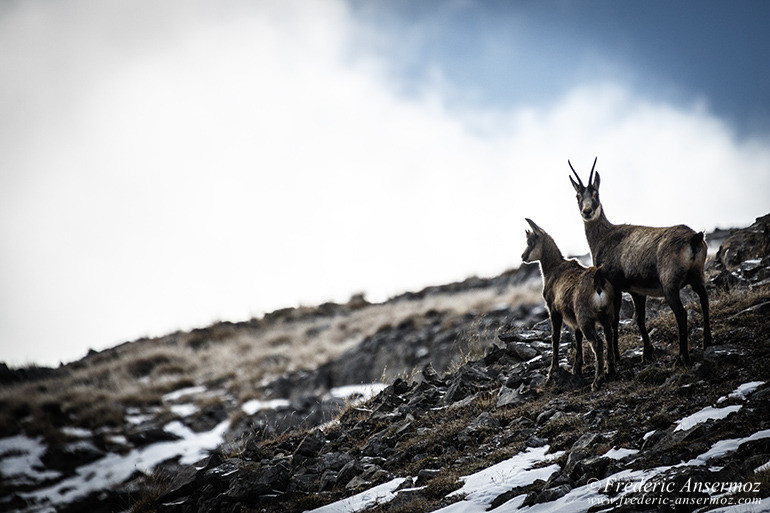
[690,232,705,259]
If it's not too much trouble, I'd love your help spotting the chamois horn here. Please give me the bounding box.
[568,160,584,188]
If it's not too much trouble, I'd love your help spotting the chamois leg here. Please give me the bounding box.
[664,288,689,366]
[630,293,655,362]
[601,318,616,378]
[691,277,712,348]
[546,312,562,382]
[611,291,622,362]
[573,329,584,376]
[582,323,605,391]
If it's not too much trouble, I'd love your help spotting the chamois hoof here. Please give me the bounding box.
[675,354,691,368]
[546,364,560,383]
[642,347,658,363]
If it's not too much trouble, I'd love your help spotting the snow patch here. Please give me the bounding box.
[434,429,770,513]
[326,384,387,401]
[162,385,207,402]
[603,447,639,460]
[241,398,291,415]
[434,446,563,512]
[674,405,742,432]
[23,420,230,509]
[60,427,92,439]
[305,477,406,513]
[170,403,199,418]
[717,381,764,403]
[0,435,61,485]
[684,429,770,466]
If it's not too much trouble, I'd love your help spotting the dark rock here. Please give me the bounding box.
[288,472,320,493]
[507,342,539,361]
[715,214,770,273]
[536,409,557,425]
[528,373,547,388]
[295,429,326,458]
[319,470,337,491]
[362,436,392,458]
[546,367,585,391]
[497,383,536,408]
[574,455,616,480]
[389,485,426,510]
[565,450,590,474]
[535,484,571,503]
[572,432,601,451]
[416,468,440,485]
[321,451,353,471]
[226,459,290,500]
[155,464,199,504]
[126,425,181,447]
[371,392,406,420]
[345,475,371,491]
[43,440,105,471]
[490,487,529,510]
[336,459,363,487]
[498,327,550,344]
[703,344,745,364]
[457,412,500,444]
[391,378,411,395]
[202,458,244,492]
[187,403,229,433]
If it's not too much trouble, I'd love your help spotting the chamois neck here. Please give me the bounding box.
[536,239,565,276]
[584,209,613,250]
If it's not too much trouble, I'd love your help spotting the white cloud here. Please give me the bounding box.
[1,0,768,366]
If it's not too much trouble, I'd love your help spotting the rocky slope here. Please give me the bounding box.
[1,215,769,513]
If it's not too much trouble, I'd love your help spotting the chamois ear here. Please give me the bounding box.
[525,218,545,236]
[592,171,600,190]
[569,175,582,193]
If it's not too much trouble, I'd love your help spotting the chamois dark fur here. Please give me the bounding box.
[569,158,711,365]
[522,218,616,390]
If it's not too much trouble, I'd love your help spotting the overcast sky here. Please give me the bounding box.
[1,0,769,367]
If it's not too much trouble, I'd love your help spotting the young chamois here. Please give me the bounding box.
[568,158,711,366]
[522,218,616,391]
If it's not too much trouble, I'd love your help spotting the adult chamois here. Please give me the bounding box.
[568,158,711,366]
[522,218,616,390]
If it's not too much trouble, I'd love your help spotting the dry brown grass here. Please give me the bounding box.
[0,282,541,443]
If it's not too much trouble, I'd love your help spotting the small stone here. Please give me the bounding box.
[416,469,440,485]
